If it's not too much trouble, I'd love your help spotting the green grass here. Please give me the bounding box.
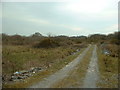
[51,45,94,88]
[3,45,87,88]
[97,46,118,88]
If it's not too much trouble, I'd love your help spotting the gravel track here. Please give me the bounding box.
[29,45,91,88]
[83,45,99,88]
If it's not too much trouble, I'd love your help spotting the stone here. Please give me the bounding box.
[10,67,43,81]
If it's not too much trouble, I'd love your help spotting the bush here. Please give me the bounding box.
[34,38,60,48]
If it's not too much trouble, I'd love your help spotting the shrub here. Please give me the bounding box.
[34,38,60,48]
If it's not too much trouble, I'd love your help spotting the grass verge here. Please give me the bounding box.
[97,46,118,88]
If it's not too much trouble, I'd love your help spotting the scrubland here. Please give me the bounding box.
[2,31,119,88]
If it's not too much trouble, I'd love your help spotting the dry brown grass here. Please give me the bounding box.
[97,45,118,88]
[3,45,86,88]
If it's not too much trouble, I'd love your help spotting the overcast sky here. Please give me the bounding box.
[1,0,119,36]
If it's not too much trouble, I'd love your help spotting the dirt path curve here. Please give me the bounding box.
[29,45,91,88]
[82,45,99,88]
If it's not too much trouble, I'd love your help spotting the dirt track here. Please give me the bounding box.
[83,45,99,88]
[29,45,91,88]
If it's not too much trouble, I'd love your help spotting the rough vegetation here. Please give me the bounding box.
[33,38,60,48]
[97,45,118,88]
[2,31,119,88]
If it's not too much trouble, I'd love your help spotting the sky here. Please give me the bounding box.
[1,0,119,36]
